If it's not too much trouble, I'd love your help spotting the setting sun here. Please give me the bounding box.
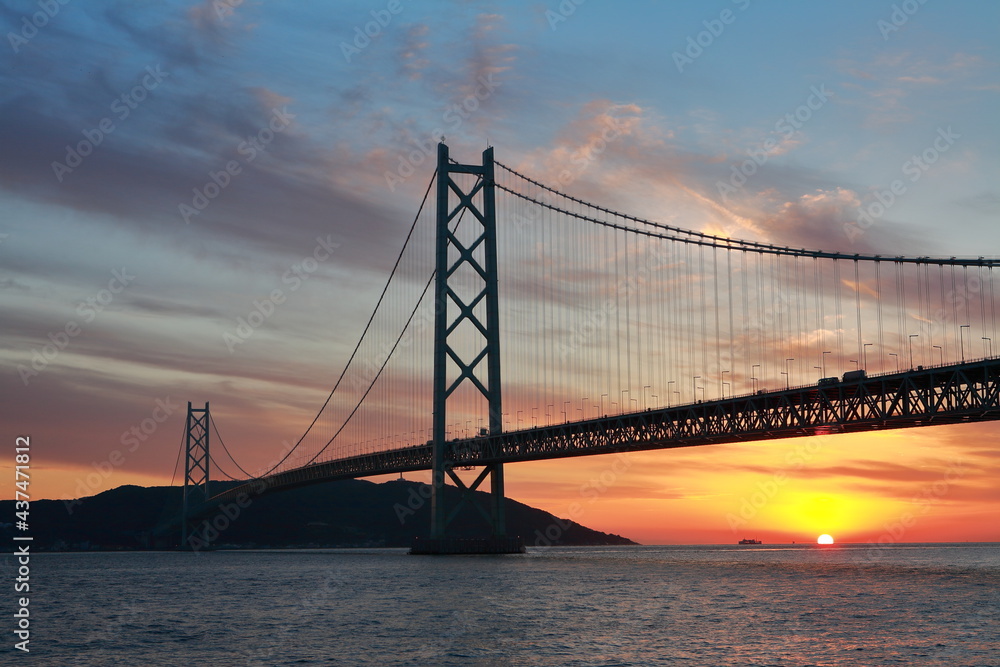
[817,534,835,545]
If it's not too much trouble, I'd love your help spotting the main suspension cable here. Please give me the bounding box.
[250,170,438,478]
[210,413,253,479]
[302,201,474,465]
[493,160,998,267]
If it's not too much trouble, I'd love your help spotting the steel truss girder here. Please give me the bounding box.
[450,359,1000,466]
[191,361,1000,526]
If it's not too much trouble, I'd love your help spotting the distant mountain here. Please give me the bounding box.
[1,479,636,550]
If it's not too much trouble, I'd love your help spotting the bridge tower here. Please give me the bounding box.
[412,143,522,554]
[181,401,210,548]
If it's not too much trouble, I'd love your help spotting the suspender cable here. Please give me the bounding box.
[854,259,863,369]
[252,170,438,477]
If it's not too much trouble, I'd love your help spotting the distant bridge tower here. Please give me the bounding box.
[181,401,210,548]
[413,143,521,553]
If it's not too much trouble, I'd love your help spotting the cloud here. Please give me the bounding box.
[509,99,656,192]
[739,187,919,254]
[494,95,920,258]
[787,460,958,483]
[397,23,430,80]
[0,65,402,273]
[897,75,942,84]
[187,0,253,47]
[0,278,30,292]
[836,50,992,128]
[404,12,517,135]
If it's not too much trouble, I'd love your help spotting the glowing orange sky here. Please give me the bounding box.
[495,424,999,544]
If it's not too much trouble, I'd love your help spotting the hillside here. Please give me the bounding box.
[1,478,636,550]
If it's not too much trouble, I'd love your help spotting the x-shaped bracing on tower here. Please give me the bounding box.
[430,142,506,541]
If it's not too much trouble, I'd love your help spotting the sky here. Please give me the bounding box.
[2,0,999,544]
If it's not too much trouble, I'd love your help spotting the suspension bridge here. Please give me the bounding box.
[171,143,1000,553]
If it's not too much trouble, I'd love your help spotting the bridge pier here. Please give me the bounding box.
[416,143,523,555]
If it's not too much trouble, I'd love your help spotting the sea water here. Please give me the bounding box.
[3,543,997,665]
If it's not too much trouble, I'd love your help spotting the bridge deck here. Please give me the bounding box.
[203,358,999,509]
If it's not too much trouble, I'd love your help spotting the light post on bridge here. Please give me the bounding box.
[751,364,760,393]
[562,401,571,423]
[960,324,970,362]
[721,370,730,399]
[642,386,651,410]
[983,337,992,358]
[889,352,899,372]
[692,376,701,403]
[909,334,919,369]
[863,343,872,371]
[600,393,608,416]
[580,397,589,420]
[933,345,943,365]
[667,381,675,407]
[621,389,630,415]
[784,358,794,389]
[697,386,705,402]
[822,351,831,377]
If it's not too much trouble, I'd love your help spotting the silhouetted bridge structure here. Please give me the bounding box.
[206,358,1000,505]
[173,144,1000,553]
